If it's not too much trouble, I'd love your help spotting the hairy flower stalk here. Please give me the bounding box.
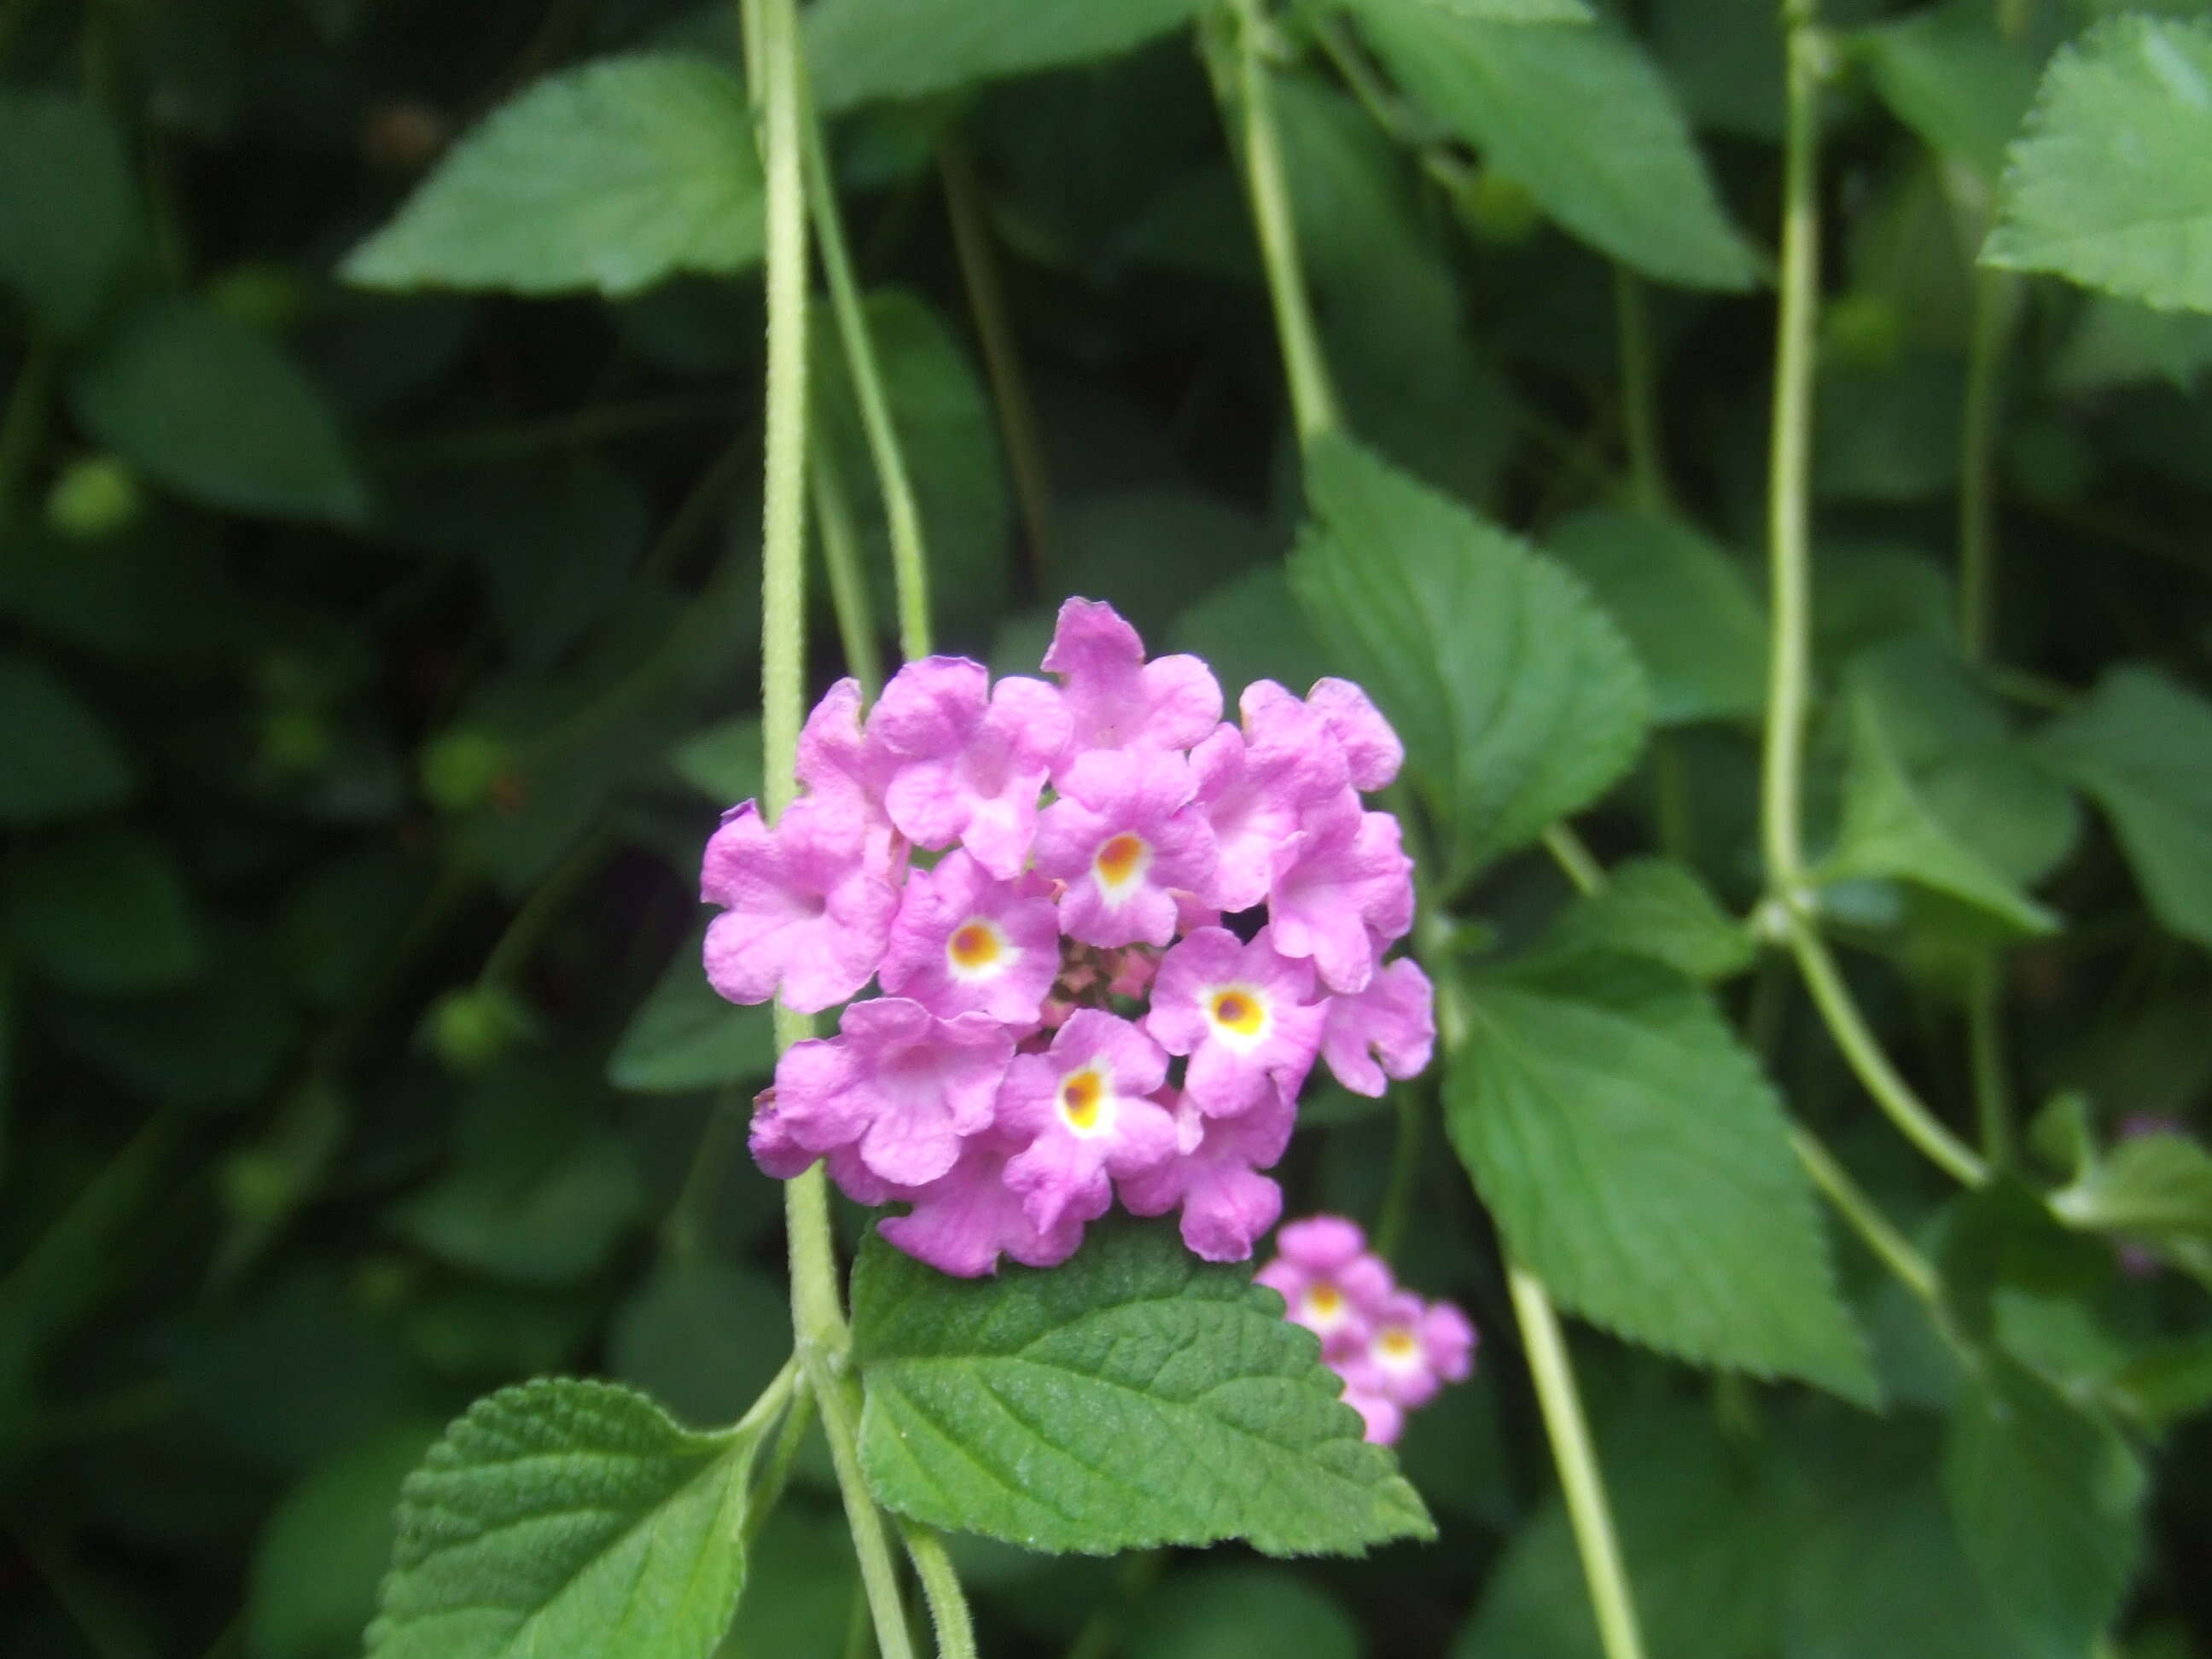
[705,596,1435,1276]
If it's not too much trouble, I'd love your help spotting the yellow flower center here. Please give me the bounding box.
[947,920,1001,970]
[1378,1327,1419,1359]
[1060,1068,1105,1131]
[1210,988,1266,1036]
[1094,832,1147,888]
[1307,1283,1343,1318]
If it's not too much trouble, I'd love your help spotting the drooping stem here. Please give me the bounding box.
[1965,952,2012,1167]
[1613,268,1672,515]
[1225,0,1340,445]
[1372,1086,1425,1260]
[1787,921,1987,1187]
[1760,0,1823,899]
[1788,1124,1941,1307]
[749,1,923,1652]
[1958,269,2013,665]
[940,135,1057,579]
[813,440,887,701]
[900,1524,981,1659]
[1541,823,1607,899]
[805,85,934,661]
[1508,1261,1651,1659]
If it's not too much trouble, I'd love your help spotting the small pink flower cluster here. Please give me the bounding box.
[701,597,1435,1277]
[1257,1216,1476,1445]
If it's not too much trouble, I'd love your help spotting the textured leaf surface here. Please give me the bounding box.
[1349,3,1758,288]
[1542,858,1754,982]
[1446,955,1876,1400]
[68,298,369,526]
[1289,437,1649,887]
[1983,15,2212,311]
[0,653,137,826]
[366,1379,757,1659]
[850,1220,1435,1556]
[808,0,1201,112]
[2038,666,2212,946]
[1941,1357,2146,1656]
[1546,509,1767,725]
[345,57,762,298]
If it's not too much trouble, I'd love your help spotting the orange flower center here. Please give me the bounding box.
[1379,1327,1418,1359]
[1210,989,1265,1035]
[947,921,1001,969]
[1307,1283,1343,1317]
[1094,833,1147,887]
[1060,1068,1105,1131]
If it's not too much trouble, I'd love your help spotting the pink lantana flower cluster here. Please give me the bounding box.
[1257,1216,1476,1445]
[701,597,1435,1278]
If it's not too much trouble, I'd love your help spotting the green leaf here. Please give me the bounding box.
[2104,1334,2212,1428]
[1171,568,1330,708]
[1289,437,1649,887]
[1941,1356,2146,1657]
[1853,2,2040,183]
[1347,3,1760,289]
[5,824,201,995]
[68,298,370,527]
[2051,292,2212,393]
[1445,953,1877,1400]
[343,56,763,298]
[814,289,1010,641]
[609,1254,790,1429]
[2038,666,2212,947]
[0,653,137,826]
[1344,0,1591,20]
[1542,857,1755,982]
[667,714,765,804]
[807,0,1202,112]
[1545,509,1767,725]
[247,1423,441,1659]
[0,93,143,338]
[365,1378,762,1659]
[608,933,776,1094]
[1982,15,2212,312]
[2052,1132,2212,1244]
[1126,1565,1365,1659]
[849,1219,1435,1556]
[1818,684,2058,936]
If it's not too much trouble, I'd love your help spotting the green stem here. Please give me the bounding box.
[1613,269,1671,515]
[750,2,921,1654]
[813,441,886,701]
[1788,1124,1941,1307]
[1958,269,2013,664]
[734,1354,803,1440]
[900,1525,979,1659]
[1761,0,1823,899]
[1541,824,1606,899]
[1787,920,1987,1187]
[1966,952,2011,1167]
[1225,0,1340,445]
[939,136,1056,579]
[1508,1261,1650,1659]
[667,1086,748,1263]
[476,829,610,988]
[640,435,752,585]
[744,1377,818,1544]
[806,89,933,660]
[1372,1086,1424,1260]
[0,340,55,531]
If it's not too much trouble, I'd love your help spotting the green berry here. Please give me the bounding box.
[1457,168,1543,246]
[207,261,307,332]
[1819,293,1903,373]
[44,456,141,539]
[420,728,514,814]
[424,986,531,1074]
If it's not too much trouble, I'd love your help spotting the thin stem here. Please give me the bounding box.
[1613,269,1671,515]
[744,1378,818,1544]
[900,1525,980,1659]
[734,1354,803,1440]
[667,1086,748,1263]
[640,435,752,585]
[751,1,920,1653]
[0,340,55,530]
[1787,919,1987,1187]
[1966,953,2012,1167]
[1372,1086,1424,1260]
[1508,1261,1650,1659]
[1958,269,2013,663]
[1226,0,1340,445]
[1541,824,1606,899]
[806,87,933,660]
[939,136,1056,579]
[476,830,610,988]
[813,441,886,701]
[1788,1124,1941,1306]
[1761,0,1823,896]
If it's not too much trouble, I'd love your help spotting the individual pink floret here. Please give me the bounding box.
[1253,1214,1396,1360]
[1318,956,1436,1097]
[1144,926,1325,1117]
[1306,678,1404,792]
[879,850,1061,1027]
[1032,748,1219,948]
[1042,597,1221,774]
[999,1010,1178,1233]
[750,1103,895,1207]
[879,1127,1092,1278]
[1189,684,1348,913]
[795,678,897,832]
[701,796,899,1015]
[1119,1085,1293,1262]
[759,998,1011,1189]
[1340,1293,1478,1412]
[873,656,1070,880]
[1266,795,1414,993]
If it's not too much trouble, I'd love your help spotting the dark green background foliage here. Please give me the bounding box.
[3,0,2212,1655]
